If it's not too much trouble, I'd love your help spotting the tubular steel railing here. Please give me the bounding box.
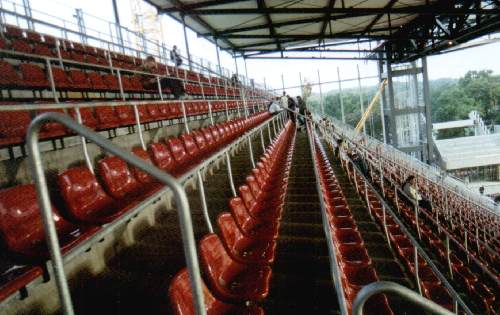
[23,109,285,315]
[352,282,454,315]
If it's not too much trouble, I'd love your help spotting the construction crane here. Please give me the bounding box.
[355,79,388,132]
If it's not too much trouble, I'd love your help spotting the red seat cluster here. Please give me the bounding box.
[312,134,393,315]
[0,101,260,148]
[168,121,296,315]
[0,111,271,304]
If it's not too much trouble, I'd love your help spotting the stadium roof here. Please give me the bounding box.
[435,133,500,170]
[145,0,500,62]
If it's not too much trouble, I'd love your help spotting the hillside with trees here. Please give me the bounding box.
[308,70,500,140]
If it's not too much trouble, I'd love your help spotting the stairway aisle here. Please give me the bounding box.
[321,140,422,315]
[70,135,265,315]
[264,132,339,315]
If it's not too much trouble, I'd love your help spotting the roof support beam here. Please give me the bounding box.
[318,0,336,44]
[219,34,442,40]
[257,0,281,51]
[162,7,500,15]
[362,0,397,34]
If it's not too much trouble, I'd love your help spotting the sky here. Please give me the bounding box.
[10,0,500,95]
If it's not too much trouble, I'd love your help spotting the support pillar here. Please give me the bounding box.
[377,53,388,143]
[422,56,434,163]
[215,38,222,76]
[181,14,192,71]
[337,67,345,123]
[111,0,124,51]
[385,49,398,147]
[22,0,34,30]
[356,64,366,134]
[318,69,324,115]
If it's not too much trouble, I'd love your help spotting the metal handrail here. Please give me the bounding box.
[27,112,206,315]
[304,119,349,315]
[317,119,500,277]
[316,130,473,314]
[352,281,454,315]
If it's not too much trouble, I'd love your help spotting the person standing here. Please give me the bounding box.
[170,45,182,67]
[297,96,307,127]
[280,91,288,109]
[287,95,297,123]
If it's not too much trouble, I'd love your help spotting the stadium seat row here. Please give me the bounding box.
[168,120,296,314]
[0,111,272,305]
[312,132,393,315]
[0,100,262,148]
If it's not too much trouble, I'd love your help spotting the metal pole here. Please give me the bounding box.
[233,54,239,75]
[337,67,345,123]
[318,69,324,115]
[208,101,214,125]
[111,0,124,51]
[281,73,285,92]
[74,107,94,173]
[225,152,237,197]
[356,64,366,134]
[181,101,190,133]
[197,171,214,233]
[422,56,433,164]
[215,38,222,76]
[46,59,59,104]
[22,0,34,30]
[181,14,192,71]
[247,136,255,168]
[244,58,249,85]
[377,53,388,143]
[133,104,146,150]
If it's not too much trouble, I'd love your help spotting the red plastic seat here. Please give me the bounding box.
[334,229,364,247]
[149,142,176,174]
[11,39,32,54]
[199,234,272,302]
[37,108,67,138]
[342,265,379,300]
[238,185,281,222]
[218,213,276,266]
[102,73,119,91]
[422,284,453,311]
[0,265,43,303]
[68,70,90,90]
[167,137,192,170]
[229,197,279,240]
[0,184,98,257]
[130,147,159,186]
[179,134,202,163]
[0,110,31,146]
[169,268,264,315]
[88,72,107,91]
[51,67,72,89]
[19,64,49,88]
[0,61,21,87]
[5,25,23,38]
[97,156,141,199]
[95,106,120,130]
[58,166,127,224]
[115,106,136,126]
[338,244,372,268]
[68,108,98,129]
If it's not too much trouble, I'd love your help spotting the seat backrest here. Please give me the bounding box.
[11,39,32,54]
[98,156,139,199]
[167,137,189,166]
[68,108,97,129]
[0,110,31,138]
[87,72,106,90]
[209,126,221,143]
[238,185,257,212]
[5,25,24,38]
[0,184,74,255]
[149,142,175,172]
[95,106,119,125]
[147,104,160,119]
[245,176,262,200]
[169,268,231,315]
[0,61,20,86]
[69,70,89,88]
[169,102,181,118]
[199,234,238,287]
[19,64,48,87]
[131,147,154,183]
[200,128,215,148]
[115,106,135,125]
[179,134,200,160]
[58,166,115,221]
[102,73,119,90]
[51,67,70,88]
[229,197,257,235]
[191,131,207,152]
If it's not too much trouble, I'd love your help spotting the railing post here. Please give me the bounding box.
[132,104,146,150]
[181,100,190,133]
[197,171,213,233]
[225,151,237,197]
[208,100,214,125]
[260,128,266,152]
[414,247,422,295]
[74,106,94,173]
[247,135,255,168]
[45,58,59,103]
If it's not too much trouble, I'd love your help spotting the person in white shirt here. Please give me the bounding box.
[268,97,281,114]
[280,91,288,109]
[402,175,432,212]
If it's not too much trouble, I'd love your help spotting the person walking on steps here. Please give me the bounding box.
[170,45,183,68]
[287,95,297,123]
[138,55,185,99]
[297,95,307,129]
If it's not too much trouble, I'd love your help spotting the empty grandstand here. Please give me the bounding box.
[0,1,499,315]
